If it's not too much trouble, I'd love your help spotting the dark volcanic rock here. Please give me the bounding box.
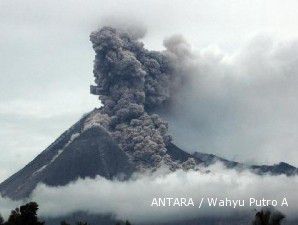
[41,126,133,186]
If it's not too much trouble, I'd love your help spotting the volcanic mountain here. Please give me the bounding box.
[0,109,297,200]
[1,26,297,201]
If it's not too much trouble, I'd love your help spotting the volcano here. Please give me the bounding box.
[1,26,297,201]
[0,110,296,200]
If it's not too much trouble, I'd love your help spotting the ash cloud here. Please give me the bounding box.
[89,27,191,169]
[88,25,298,168]
[161,35,298,165]
[1,164,297,223]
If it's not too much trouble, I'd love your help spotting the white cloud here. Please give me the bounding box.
[0,165,297,223]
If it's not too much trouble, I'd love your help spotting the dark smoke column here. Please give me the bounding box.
[89,26,180,169]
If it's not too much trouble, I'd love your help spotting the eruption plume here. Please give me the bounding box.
[89,27,192,170]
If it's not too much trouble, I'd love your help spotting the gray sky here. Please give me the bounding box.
[1,0,298,182]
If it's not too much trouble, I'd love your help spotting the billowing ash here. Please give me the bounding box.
[89,26,191,169]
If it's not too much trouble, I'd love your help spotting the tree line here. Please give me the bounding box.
[0,202,131,225]
[0,201,284,225]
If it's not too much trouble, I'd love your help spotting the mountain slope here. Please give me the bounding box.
[1,110,297,200]
[0,110,197,200]
[0,111,134,200]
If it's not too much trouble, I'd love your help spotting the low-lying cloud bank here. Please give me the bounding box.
[0,164,297,223]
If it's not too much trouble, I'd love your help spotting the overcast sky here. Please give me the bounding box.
[1,0,298,182]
